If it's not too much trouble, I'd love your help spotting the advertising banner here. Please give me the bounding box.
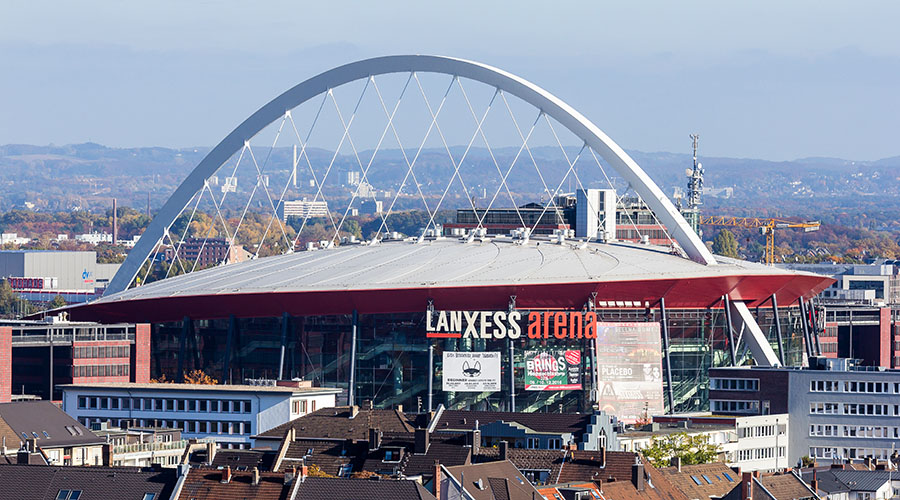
[595,322,664,423]
[442,351,501,392]
[524,349,582,391]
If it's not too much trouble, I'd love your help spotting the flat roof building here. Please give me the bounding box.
[60,381,340,448]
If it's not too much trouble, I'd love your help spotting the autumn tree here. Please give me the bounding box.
[711,229,740,259]
[48,295,67,309]
[640,432,721,468]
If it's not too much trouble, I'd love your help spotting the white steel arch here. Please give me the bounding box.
[106,54,715,296]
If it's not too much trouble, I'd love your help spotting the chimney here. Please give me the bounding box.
[670,456,682,471]
[499,441,508,461]
[415,428,430,454]
[102,443,113,466]
[206,441,217,464]
[368,428,382,451]
[16,449,30,464]
[113,198,119,245]
[362,399,374,411]
[252,467,260,486]
[396,404,403,413]
[742,472,753,500]
[831,463,846,470]
[466,429,481,456]
[350,405,359,418]
[300,465,308,483]
[25,438,37,453]
[221,465,232,484]
[284,466,296,486]
[433,461,441,499]
[811,470,818,493]
[864,457,873,470]
[632,457,645,491]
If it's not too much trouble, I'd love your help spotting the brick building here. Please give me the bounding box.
[0,322,150,402]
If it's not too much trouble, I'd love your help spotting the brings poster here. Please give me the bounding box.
[524,349,582,391]
[442,352,501,392]
[595,322,664,423]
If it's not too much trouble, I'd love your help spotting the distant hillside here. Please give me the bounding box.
[1,143,898,232]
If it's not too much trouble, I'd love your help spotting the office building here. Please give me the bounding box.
[60,381,340,448]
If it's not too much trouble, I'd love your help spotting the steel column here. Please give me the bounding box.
[771,294,785,365]
[799,299,813,358]
[723,296,737,366]
[349,310,358,406]
[427,343,434,412]
[223,315,236,384]
[810,299,822,355]
[659,298,675,414]
[178,316,190,382]
[278,312,289,380]
[508,340,515,412]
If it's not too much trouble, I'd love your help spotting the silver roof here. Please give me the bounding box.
[93,238,816,304]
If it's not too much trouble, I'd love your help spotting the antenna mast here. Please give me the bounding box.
[684,134,703,234]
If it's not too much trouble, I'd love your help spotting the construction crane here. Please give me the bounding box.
[699,216,821,265]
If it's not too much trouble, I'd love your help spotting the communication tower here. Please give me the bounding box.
[683,134,703,234]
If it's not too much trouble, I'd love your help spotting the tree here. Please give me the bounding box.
[183,369,218,385]
[0,279,34,318]
[711,229,740,259]
[307,464,335,478]
[48,295,67,309]
[640,432,721,468]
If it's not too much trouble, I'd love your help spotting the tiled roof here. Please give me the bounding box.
[0,463,177,500]
[403,441,472,477]
[178,468,292,500]
[279,439,365,475]
[257,406,416,440]
[211,449,278,472]
[445,460,541,500]
[758,473,817,500]
[294,477,435,500]
[0,401,103,449]
[436,410,592,435]
[656,462,740,499]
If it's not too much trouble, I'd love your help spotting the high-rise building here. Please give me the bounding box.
[575,188,616,240]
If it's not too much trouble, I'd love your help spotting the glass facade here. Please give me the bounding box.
[150,306,807,415]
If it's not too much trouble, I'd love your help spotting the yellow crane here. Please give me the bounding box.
[699,216,820,265]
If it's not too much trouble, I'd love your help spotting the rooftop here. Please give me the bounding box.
[257,406,418,441]
[64,238,832,322]
[0,401,103,449]
[0,464,177,500]
[59,382,341,394]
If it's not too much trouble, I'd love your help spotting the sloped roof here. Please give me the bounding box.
[0,401,103,449]
[445,460,541,500]
[758,473,817,500]
[0,464,177,500]
[295,477,435,500]
[656,462,740,499]
[179,468,292,500]
[211,449,278,472]
[831,470,895,492]
[257,406,416,440]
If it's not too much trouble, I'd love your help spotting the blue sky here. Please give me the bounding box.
[1,1,898,160]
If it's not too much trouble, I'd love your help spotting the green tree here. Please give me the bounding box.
[640,432,721,468]
[0,279,34,318]
[711,229,740,258]
[48,295,67,309]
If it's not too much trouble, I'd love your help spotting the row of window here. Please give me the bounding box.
[710,378,760,392]
[810,447,897,460]
[737,424,776,439]
[711,400,760,414]
[79,416,254,435]
[819,342,838,353]
[291,399,315,415]
[76,396,252,413]
[810,424,900,439]
[73,346,130,359]
[735,446,786,462]
[810,380,898,394]
[809,402,899,416]
[73,364,130,378]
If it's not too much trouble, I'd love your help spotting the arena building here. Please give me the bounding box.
[48,55,833,420]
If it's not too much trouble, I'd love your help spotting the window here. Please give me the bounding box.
[691,476,703,486]
[338,464,352,477]
[548,438,562,450]
[77,397,87,409]
[723,473,734,482]
[526,438,540,449]
[56,491,82,500]
[711,378,759,391]
[702,475,712,484]
[142,494,156,500]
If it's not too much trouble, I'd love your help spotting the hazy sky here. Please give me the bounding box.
[2,1,898,160]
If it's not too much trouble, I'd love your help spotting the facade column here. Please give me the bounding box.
[133,324,151,383]
[659,298,675,414]
[770,294,785,366]
[0,327,11,403]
